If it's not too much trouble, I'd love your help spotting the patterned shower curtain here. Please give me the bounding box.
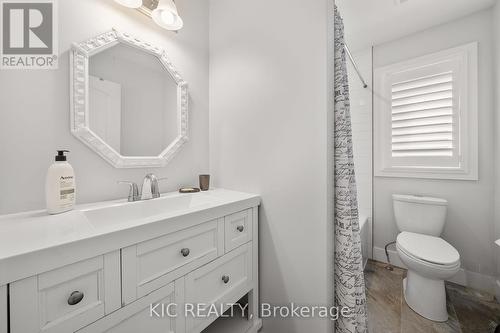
[333,5,369,333]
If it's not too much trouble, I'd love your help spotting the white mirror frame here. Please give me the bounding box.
[70,29,188,168]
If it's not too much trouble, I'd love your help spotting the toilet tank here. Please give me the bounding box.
[392,194,447,236]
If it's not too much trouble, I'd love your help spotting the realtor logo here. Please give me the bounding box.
[1,0,58,69]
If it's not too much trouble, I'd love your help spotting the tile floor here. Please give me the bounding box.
[364,260,500,333]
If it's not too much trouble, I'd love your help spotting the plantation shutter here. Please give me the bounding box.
[391,71,454,158]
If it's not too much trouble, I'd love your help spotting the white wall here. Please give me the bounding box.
[209,0,333,332]
[347,48,372,219]
[0,0,209,214]
[373,9,496,291]
[493,0,500,300]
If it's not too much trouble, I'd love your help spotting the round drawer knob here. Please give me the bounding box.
[222,275,230,284]
[180,248,190,257]
[237,225,244,232]
[67,291,84,306]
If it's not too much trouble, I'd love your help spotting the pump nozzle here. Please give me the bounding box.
[55,150,70,161]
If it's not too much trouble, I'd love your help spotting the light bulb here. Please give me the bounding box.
[160,10,176,25]
[114,0,142,9]
[152,0,184,31]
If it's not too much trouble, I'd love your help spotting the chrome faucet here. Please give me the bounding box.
[141,173,161,200]
[118,174,166,202]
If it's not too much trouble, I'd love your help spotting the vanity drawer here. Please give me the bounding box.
[185,242,253,333]
[9,251,121,333]
[122,219,224,304]
[224,209,253,252]
[77,279,184,333]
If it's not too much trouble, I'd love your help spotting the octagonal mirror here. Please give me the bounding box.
[70,29,188,168]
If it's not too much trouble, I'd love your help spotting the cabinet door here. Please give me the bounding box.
[0,285,6,333]
[10,251,121,333]
[78,279,185,333]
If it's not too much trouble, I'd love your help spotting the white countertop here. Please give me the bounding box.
[0,188,260,284]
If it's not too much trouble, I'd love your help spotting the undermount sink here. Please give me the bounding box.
[82,191,224,228]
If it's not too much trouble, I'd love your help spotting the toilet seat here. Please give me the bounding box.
[396,232,460,267]
[397,244,461,273]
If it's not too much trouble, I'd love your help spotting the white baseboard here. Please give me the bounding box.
[372,246,496,294]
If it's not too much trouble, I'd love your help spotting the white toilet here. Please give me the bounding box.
[392,194,460,322]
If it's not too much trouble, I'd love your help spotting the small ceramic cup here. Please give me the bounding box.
[199,174,210,191]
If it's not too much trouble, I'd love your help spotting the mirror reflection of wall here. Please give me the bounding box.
[89,44,178,157]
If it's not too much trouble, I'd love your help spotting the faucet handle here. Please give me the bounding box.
[118,181,139,202]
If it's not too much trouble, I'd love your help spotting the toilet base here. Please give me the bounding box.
[403,270,448,322]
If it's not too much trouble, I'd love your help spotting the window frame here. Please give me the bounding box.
[374,42,478,180]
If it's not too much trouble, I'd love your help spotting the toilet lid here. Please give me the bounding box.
[397,232,460,266]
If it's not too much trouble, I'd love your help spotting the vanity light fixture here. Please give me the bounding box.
[151,0,184,31]
[114,0,142,9]
[115,0,184,32]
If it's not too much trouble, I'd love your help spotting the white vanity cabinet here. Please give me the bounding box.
[0,189,261,333]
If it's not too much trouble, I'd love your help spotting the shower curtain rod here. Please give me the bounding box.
[344,43,368,89]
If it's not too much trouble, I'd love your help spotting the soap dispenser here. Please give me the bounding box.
[46,150,76,214]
